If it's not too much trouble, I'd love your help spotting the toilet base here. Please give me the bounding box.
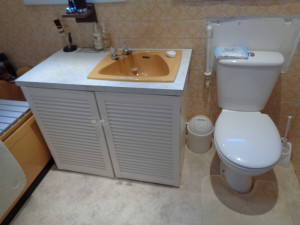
[220,161,253,194]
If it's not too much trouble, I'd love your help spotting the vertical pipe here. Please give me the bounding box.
[204,24,213,88]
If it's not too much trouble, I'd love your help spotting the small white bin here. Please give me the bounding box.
[187,115,214,154]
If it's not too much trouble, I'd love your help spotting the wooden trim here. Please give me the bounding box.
[0,81,26,101]
[0,111,32,142]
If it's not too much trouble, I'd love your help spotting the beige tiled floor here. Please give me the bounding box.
[11,146,300,225]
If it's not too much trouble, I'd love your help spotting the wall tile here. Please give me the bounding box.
[222,0,293,17]
[289,55,300,73]
[95,2,149,22]
[280,72,300,88]
[148,3,180,21]
[105,21,150,39]
[189,54,205,71]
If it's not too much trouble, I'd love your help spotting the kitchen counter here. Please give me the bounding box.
[16,48,192,96]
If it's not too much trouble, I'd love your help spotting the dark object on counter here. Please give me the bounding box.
[53,19,64,33]
[53,19,77,53]
[63,45,77,52]
[63,32,77,52]
[0,53,17,81]
[74,0,87,13]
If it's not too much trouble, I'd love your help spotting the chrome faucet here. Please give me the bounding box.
[122,41,133,55]
[110,42,133,60]
[110,47,124,60]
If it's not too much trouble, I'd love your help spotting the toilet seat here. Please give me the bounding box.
[214,110,281,169]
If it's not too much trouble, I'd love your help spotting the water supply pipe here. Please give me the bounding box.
[204,24,213,88]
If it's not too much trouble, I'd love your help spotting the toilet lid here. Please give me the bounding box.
[214,110,281,169]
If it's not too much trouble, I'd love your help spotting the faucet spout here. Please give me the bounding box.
[122,41,133,55]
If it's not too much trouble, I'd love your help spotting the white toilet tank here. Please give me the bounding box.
[217,51,284,111]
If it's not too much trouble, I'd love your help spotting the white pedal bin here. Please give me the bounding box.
[187,115,214,154]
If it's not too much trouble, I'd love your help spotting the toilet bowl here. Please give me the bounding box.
[214,110,281,193]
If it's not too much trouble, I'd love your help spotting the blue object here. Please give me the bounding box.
[215,47,248,59]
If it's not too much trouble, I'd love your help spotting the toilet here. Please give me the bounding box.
[214,51,284,193]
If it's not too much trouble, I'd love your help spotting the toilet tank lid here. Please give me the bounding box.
[218,51,284,67]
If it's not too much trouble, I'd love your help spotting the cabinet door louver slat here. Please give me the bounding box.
[109,119,172,127]
[106,113,173,122]
[118,166,173,178]
[22,87,114,178]
[35,108,92,117]
[96,92,180,186]
[115,146,172,156]
[115,149,173,161]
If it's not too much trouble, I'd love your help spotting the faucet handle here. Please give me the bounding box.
[110,46,117,56]
[110,46,119,60]
[122,41,128,51]
[122,41,132,55]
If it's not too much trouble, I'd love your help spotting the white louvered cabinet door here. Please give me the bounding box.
[22,87,114,178]
[96,92,181,186]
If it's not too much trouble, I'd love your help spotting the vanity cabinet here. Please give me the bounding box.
[21,87,114,178]
[22,87,184,186]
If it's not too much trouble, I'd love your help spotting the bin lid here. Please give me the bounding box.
[188,115,214,135]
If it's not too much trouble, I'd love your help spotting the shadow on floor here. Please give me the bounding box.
[209,152,279,215]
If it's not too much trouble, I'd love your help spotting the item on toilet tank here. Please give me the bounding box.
[215,46,248,59]
[187,115,214,154]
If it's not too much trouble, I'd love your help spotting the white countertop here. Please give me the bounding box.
[16,48,192,96]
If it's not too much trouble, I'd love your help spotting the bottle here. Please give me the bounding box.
[101,23,111,51]
[93,24,103,51]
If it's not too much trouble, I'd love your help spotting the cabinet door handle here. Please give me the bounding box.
[90,119,98,125]
[91,119,107,127]
[100,119,106,125]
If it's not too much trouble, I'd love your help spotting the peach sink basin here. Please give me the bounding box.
[87,50,182,82]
